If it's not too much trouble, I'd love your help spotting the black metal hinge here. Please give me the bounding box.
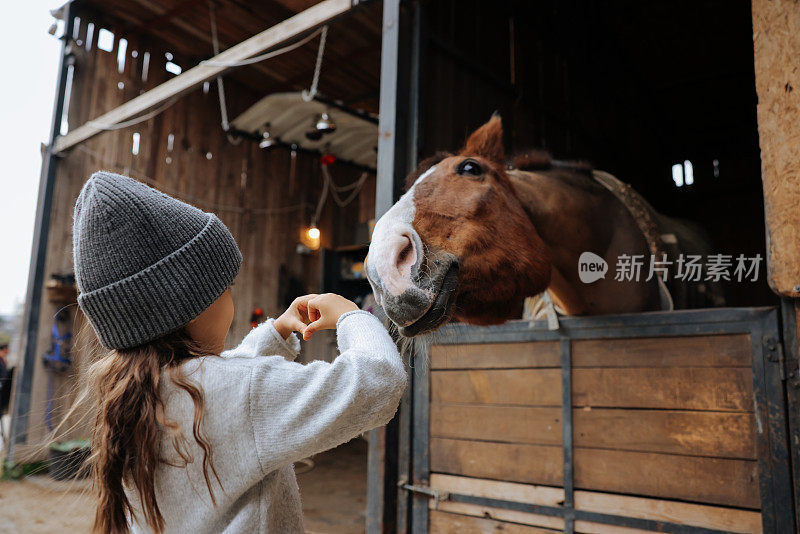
[763,335,786,381]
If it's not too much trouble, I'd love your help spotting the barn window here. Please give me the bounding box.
[117,38,128,72]
[142,52,151,82]
[132,132,140,156]
[671,164,684,187]
[59,64,75,135]
[165,61,182,75]
[97,28,114,52]
[85,23,94,51]
[683,160,694,185]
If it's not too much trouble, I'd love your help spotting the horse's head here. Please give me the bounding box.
[366,116,552,336]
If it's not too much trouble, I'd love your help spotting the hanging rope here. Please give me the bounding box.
[322,165,369,207]
[86,98,178,131]
[302,25,328,102]
[202,27,324,68]
[208,2,230,132]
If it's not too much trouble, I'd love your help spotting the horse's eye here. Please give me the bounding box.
[456,159,483,177]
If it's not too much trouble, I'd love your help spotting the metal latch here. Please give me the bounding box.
[398,479,450,508]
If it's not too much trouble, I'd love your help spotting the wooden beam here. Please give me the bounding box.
[53,0,352,154]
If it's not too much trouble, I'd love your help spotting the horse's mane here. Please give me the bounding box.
[511,149,593,175]
[404,149,595,191]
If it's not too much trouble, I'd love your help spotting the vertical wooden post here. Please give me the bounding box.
[752,0,800,298]
[7,4,75,463]
[368,0,421,532]
[752,1,800,526]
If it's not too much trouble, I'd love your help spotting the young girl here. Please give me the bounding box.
[72,171,406,534]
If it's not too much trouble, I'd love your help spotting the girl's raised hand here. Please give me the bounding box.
[302,294,359,340]
[274,294,318,339]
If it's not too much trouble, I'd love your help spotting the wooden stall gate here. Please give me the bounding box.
[402,308,793,533]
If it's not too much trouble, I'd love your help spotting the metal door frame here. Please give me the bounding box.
[404,307,794,533]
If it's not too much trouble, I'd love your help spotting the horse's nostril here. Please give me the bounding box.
[397,240,413,268]
[394,236,417,278]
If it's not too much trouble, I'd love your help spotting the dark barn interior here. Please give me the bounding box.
[419,0,770,307]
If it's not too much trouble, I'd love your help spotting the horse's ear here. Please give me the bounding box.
[460,114,504,164]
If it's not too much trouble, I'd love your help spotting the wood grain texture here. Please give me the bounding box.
[429,474,762,534]
[432,501,565,532]
[431,369,562,406]
[429,510,560,533]
[430,438,563,486]
[430,404,756,459]
[574,448,760,509]
[572,367,754,411]
[430,439,759,508]
[430,341,561,369]
[574,490,763,534]
[430,474,564,507]
[571,335,751,368]
[573,409,757,459]
[752,0,800,296]
[431,404,562,445]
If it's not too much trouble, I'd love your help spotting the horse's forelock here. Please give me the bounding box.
[405,152,451,190]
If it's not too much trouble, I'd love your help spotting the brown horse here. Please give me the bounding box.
[366,116,721,336]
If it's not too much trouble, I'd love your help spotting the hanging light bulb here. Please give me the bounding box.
[315,112,337,133]
[307,227,321,240]
[259,130,275,149]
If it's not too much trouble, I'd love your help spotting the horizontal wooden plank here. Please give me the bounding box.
[573,409,757,459]
[574,521,654,534]
[430,439,759,508]
[431,438,563,486]
[431,404,562,446]
[430,474,564,507]
[573,368,754,411]
[572,334,752,368]
[574,448,760,509]
[575,490,763,534]
[430,474,762,534]
[430,341,561,369]
[431,369,562,406]
[433,501,565,532]
[430,510,560,533]
[430,405,756,459]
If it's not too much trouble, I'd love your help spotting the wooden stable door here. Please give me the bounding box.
[403,308,793,533]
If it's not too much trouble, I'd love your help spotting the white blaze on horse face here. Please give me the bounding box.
[367,166,437,299]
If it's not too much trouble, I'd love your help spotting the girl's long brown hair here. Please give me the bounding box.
[89,327,221,534]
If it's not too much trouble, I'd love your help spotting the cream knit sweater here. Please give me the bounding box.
[126,310,406,533]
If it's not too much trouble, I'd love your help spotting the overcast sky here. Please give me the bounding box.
[0,1,62,315]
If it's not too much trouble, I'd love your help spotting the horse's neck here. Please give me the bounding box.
[509,169,659,314]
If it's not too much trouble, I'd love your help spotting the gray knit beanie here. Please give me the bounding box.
[72,171,242,350]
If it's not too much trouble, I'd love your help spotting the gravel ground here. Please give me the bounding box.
[0,439,368,533]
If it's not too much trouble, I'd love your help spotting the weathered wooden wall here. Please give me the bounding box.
[752,0,800,298]
[15,7,375,458]
[427,335,763,533]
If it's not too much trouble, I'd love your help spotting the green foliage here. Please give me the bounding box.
[1,459,49,480]
[49,438,91,452]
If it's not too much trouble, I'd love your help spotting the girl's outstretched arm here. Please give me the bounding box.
[247,310,406,475]
[220,318,301,361]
